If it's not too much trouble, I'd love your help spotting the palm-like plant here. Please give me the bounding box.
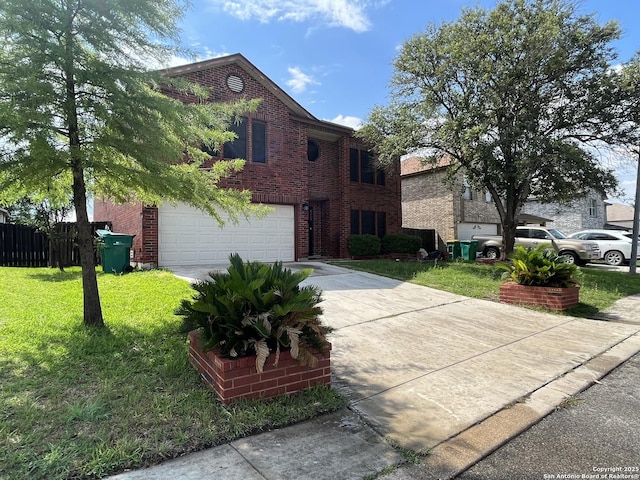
[176,254,331,373]
[497,245,581,288]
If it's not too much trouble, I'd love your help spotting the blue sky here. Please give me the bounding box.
[173,0,640,202]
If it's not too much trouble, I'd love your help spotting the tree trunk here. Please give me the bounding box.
[72,165,104,327]
[63,0,104,327]
[500,193,522,260]
[502,220,518,260]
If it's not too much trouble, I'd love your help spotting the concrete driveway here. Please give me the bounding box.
[168,261,640,477]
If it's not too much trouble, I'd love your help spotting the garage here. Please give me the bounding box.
[457,222,498,240]
[158,203,295,266]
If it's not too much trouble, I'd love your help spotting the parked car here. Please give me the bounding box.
[568,230,640,266]
[472,226,600,265]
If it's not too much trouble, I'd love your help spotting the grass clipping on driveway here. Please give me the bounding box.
[0,267,344,480]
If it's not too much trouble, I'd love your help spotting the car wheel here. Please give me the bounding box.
[485,247,500,259]
[604,250,624,266]
[558,251,578,264]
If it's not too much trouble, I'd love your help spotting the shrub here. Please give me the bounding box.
[175,254,331,373]
[497,245,581,288]
[347,234,382,256]
[382,234,422,254]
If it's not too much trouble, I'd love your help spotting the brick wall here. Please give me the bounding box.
[188,330,331,404]
[500,282,580,311]
[168,61,401,260]
[97,56,402,264]
[402,167,457,250]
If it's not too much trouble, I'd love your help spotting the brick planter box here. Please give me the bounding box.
[187,330,331,404]
[499,281,580,311]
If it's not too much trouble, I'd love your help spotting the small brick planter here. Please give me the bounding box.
[187,330,331,404]
[499,281,580,311]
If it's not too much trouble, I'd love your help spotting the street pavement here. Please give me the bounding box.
[109,262,640,480]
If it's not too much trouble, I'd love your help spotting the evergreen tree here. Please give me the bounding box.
[0,0,259,326]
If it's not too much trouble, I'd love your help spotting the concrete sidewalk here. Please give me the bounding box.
[109,262,640,480]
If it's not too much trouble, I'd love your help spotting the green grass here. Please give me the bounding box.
[0,267,345,480]
[333,259,640,317]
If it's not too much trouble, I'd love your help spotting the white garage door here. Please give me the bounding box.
[457,222,498,240]
[158,203,295,266]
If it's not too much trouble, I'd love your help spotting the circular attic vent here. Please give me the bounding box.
[226,74,245,93]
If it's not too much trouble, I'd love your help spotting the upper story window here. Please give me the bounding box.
[224,117,247,159]
[350,148,385,186]
[462,176,472,200]
[252,121,266,163]
[219,117,267,163]
[307,140,320,161]
[589,198,598,217]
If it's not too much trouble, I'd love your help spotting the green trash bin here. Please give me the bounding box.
[96,230,135,274]
[460,240,479,261]
[446,241,461,260]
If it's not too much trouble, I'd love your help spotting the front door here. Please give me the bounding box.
[308,206,314,256]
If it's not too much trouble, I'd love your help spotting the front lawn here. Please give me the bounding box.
[0,267,344,480]
[334,260,640,317]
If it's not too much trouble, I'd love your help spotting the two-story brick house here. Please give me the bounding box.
[94,54,400,268]
[401,156,606,250]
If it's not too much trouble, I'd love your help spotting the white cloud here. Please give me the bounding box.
[286,66,319,94]
[215,0,373,32]
[329,114,363,129]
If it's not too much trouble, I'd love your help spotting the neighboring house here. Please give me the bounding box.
[401,157,501,250]
[605,202,635,230]
[401,156,605,249]
[522,190,606,234]
[0,207,8,223]
[94,54,400,268]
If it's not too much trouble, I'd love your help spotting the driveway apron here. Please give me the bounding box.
[169,261,640,454]
[300,264,640,452]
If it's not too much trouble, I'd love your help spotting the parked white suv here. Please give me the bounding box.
[568,230,640,266]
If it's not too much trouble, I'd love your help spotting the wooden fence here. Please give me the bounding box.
[0,222,111,268]
[402,228,437,252]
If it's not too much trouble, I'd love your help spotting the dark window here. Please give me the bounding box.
[252,121,266,163]
[350,149,359,182]
[377,212,386,237]
[360,151,375,184]
[361,210,375,235]
[350,148,384,185]
[351,209,386,237]
[592,233,616,241]
[515,229,529,238]
[530,229,548,239]
[224,117,247,159]
[307,140,320,161]
[350,210,360,234]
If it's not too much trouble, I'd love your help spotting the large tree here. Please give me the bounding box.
[615,54,640,273]
[0,0,260,327]
[358,0,629,257]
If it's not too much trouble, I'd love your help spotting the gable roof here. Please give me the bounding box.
[160,54,352,140]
